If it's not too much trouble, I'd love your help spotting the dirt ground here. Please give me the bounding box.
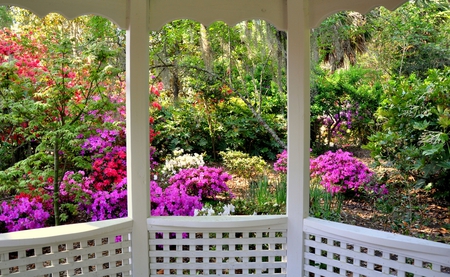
[342,147,450,244]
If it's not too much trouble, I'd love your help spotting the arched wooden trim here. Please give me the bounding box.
[0,0,128,29]
[148,0,287,31]
[309,0,409,28]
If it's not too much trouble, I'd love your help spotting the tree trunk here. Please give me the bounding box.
[199,24,213,74]
[53,138,60,226]
[234,90,287,149]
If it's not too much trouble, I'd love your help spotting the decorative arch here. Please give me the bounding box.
[309,0,408,27]
[148,0,287,31]
[0,0,127,29]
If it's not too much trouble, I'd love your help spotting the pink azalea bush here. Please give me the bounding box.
[310,149,373,194]
[274,149,387,196]
[0,197,50,232]
[169,166,233,200]
[151,166,234,216]
[273,150,287,174]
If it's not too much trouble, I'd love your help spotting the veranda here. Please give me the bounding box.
[0,0,449,276]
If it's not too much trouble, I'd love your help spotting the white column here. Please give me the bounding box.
[286,0,310,275]
[126,0,150,276]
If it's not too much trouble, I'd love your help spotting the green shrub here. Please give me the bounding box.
[219,150,267,179]
[365,68,450,197]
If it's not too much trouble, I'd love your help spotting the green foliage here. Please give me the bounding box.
[371,1,450,78]
[313,11,373,71]
[217,98,285,159]
[232,176,286,215]
[366,68,450,196]
[0,27,123,225]
[0,6,12,28]
[152,98,211,157]
[148,19,287,158]
[310,66,383,149]
[309,180,343,221]
[220,150,267,179]
[153,97,285,160]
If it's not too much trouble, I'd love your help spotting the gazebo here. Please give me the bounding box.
[1,0,449,276]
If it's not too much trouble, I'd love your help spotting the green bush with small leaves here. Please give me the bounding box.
[219,150,267,179]
[366,68,450,197]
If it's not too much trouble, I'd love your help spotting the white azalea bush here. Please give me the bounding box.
[161,148,205,176]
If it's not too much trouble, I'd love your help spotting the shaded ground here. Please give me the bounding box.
[341,146,450,244]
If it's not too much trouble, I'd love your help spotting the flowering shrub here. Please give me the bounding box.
[149,167,234,216]
[81,129,123,155]
[58,171,93,204]
[150,181,167,216]
[90,146,127,191]
[310,149,373,194]
[161,149,205,176]
[169,166,233,200]
[88,178,127,221]
[158,184,203,216]
[273,150,287,174]
[0,197,50,232]
[150,180,203,216]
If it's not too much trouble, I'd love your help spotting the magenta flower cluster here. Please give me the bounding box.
[88,178,128,221]
[0,197,50,232]
[151,166,234,216]
[310,149,373,194]
[274,149,386,196]
[273,150,287,174]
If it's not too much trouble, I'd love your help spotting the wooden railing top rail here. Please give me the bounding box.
[304,216,450,265]
[147,215,288,229]
[0,217,133,251]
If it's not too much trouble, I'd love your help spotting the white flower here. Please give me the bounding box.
[221,204,235,216]
[207,207,215,216]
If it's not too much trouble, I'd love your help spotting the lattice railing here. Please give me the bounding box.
[303,217,450,277]
[0,218,133,277]
[147,215,288,276]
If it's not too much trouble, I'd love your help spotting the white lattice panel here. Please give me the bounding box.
[0,218,133,277]
[303,217,450,277]
[148,215,288,276]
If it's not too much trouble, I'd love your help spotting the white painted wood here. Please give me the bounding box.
[0,218,132,251]
[148,0,287,31]
[286,0,310,276]
[0,221,132,276]
[303,217,450,276]
[309,0,408,28]
[148,216,287,276]
[304,217,450,265]
[147,215,287,228]
[0,0,127,29]
[126,0,150,276]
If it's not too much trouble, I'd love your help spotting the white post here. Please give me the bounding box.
[286,0,310,275]
[126,0,150,276]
